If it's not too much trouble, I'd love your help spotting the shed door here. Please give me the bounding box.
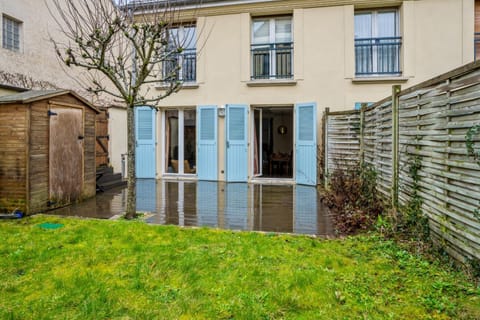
[226,104,248,182]
[135,107,156,178]
[197,106,218,180]
[295,102,317,185]
[49,106,84,203]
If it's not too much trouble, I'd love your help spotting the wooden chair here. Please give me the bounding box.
[170,159,179,173]
[170,159,195,174]
[184,160,196,173]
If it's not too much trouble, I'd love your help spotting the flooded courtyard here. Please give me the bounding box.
[51,180,335,237]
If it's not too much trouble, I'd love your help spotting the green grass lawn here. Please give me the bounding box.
[0,216,478,319]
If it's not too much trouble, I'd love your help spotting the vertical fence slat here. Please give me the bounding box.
[391,85,401,209]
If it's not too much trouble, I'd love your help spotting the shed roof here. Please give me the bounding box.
[0,90,100,113]
[0,84,28,92]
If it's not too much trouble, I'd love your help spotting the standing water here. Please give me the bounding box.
[51,179,335,237]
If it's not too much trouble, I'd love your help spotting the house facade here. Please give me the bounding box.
[130,0,477,186]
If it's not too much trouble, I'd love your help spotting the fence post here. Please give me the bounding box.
[391,85,401,209]
[359,103,367,167]
[323,107,330,188]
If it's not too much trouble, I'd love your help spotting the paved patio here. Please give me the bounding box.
[51,180,335,237]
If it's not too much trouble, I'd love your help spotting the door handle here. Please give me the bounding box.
[226,141,230,148]
[78,135,84,140]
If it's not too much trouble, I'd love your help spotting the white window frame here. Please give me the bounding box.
[354,9,400,75]
[251,16,293,79]
[164,25,197,83]
[2,15,22,52]
[163,108,197,176]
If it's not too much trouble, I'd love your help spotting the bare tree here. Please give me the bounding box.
[49,0,199,219]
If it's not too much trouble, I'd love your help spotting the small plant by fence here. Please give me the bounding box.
[324,61,480,263]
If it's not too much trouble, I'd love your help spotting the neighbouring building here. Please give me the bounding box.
[0,90,99,214]
[128,0,477,186]
[0,0,125,186]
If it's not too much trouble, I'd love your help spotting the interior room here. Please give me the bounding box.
[253,106,293,179]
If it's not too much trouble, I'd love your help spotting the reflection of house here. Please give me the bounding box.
[135,1,476,185]
[143,180,333,236]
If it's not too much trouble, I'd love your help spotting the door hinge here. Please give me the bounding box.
[48,110,58,116]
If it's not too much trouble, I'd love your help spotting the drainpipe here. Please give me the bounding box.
[121,153,127,179]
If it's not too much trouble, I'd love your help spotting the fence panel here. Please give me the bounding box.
[324,62,480,263]
[325,111,361,176]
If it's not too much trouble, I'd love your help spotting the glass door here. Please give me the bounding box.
[165,108,197,175]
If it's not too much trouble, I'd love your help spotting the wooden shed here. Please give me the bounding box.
[0,90,99,215]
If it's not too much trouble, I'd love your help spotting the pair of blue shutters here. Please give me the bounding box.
[221,103,317,185]
[136,104,317,185]
[197,104,249,182]
[225,105,249,182]
[134,105,219,180]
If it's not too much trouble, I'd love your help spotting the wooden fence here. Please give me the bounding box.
[324,61,480,263]
[95,108,109,168]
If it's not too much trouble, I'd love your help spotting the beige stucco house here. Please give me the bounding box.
[2,0,478,186]
[129,0,478,186]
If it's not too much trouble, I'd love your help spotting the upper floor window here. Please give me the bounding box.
[354,9,401,76]
[251,16,293,80]
[163,25,196,83]
[2,15,21,52]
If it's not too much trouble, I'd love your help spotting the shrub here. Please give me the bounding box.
[322,163,384,235]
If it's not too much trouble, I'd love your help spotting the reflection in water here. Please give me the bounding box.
[51,180,334,237]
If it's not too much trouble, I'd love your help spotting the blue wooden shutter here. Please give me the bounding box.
[295,102,317,185]
[197,106,218,180]
[135,106,156,178]
[226,104,248,182]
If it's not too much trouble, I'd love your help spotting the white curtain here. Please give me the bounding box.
[354,13,372,38]
[275,18,292,43]
[377,11,397,37]
[252,19,269,44]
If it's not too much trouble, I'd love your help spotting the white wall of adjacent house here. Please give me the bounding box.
[0,0,124,174]
[0,1,81,92]
[108,107,128,176]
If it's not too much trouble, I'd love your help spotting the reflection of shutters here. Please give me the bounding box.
[294,185,317,234]
[197,181,218,226]
[224,183,248,230]
[295,102,317,185]
[135,106,156,178]
[136,179,156,212]
[226,104,248,182]
[197,106,217,181]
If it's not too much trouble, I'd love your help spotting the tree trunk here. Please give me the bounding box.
[125,105,136,219]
